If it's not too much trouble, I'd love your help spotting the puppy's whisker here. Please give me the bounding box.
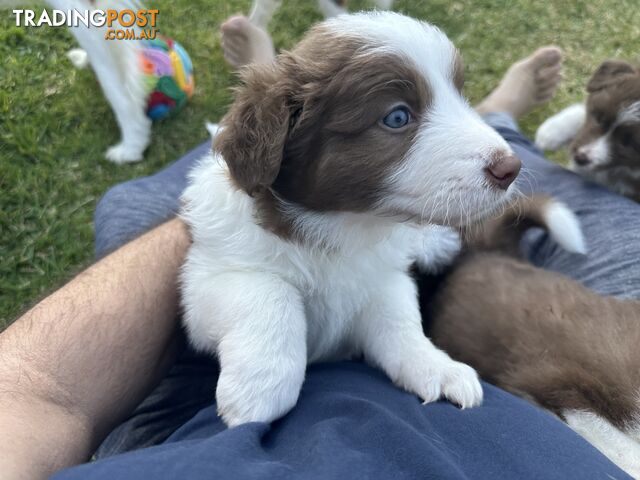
[421,190,444,226]
[516,167,538,194]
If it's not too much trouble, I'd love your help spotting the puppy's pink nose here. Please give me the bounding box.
[485,152,521,190]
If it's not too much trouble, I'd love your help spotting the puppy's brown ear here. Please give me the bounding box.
[587,60,636,93]
[215,63,292,196]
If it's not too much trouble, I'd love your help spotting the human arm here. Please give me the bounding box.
[0,218,190,480]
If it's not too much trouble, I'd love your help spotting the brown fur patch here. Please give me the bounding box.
[586,60,636,93]
[215,24,431,238]
[214,64,292,196]
[424,253,640,429]
[421,196,640,430]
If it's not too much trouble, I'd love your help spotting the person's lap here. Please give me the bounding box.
[57,118,640,479]
[56,364,628,480]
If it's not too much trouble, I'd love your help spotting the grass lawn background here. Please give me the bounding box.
[1,0,639,327]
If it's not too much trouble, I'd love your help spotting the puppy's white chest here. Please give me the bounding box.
[304,277,365,362]
[300,250,399,363]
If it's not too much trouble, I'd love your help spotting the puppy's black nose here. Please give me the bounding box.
[485,153,521,190]
[574,152,590,166]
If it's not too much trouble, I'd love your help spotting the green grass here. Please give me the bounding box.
[1,1,639,327]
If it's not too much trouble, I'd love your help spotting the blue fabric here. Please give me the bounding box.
[55,363,627,480]
[51,121,640,479]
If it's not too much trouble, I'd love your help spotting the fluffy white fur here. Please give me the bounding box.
[564,409,640,478]
[535,103,586,151]
[181,12,516,427]
[543,201,587,254]
[577,134,611,167]
[618,100,640,125]
[414,225,463,274]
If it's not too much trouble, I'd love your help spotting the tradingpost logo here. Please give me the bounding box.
[11,8,160,40]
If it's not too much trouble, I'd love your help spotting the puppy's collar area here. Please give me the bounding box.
[256,189,401,251]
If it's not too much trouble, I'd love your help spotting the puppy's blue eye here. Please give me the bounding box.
[382,107,411,129]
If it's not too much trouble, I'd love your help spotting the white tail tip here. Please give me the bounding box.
[543,201,587,255]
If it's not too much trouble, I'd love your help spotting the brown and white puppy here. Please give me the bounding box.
[181,12,521,427]
[536,60,640,201]
[423,196,640,477]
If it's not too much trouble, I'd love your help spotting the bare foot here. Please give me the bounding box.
[476,46,564,119]
[221,16,276,69]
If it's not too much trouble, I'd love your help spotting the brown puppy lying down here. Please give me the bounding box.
[423,196,640,477]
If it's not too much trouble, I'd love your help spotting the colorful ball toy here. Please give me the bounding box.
[138,36,194,120]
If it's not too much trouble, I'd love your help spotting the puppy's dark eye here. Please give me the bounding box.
[382,106,411,129]
[616,127,640,151]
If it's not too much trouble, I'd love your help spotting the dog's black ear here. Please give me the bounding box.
[587,60,636,93]
[215,63,292,196]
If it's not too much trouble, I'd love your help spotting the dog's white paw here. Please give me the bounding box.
[216,362,303,427]
[105,143,145,164]
[415,226,462,274]
[535,121,569,151]
[535,103,586,151]
[413,357,483,409]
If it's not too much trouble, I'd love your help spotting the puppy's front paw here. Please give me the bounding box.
[535,122,568,151]
[216,362,303,427]
[105,143,144,164]
[439,360,483,409]
[413,357,483,409]
[535,104,586,151]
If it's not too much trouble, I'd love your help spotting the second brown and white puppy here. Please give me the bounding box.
[181,12,521,427]
[536,60,640,201]
[424,196,640,477]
